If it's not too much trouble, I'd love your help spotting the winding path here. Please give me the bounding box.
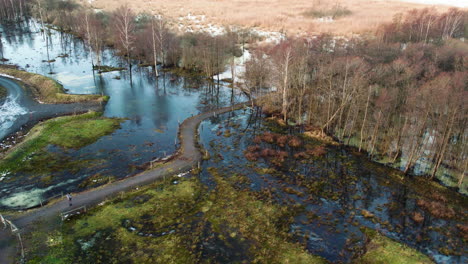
[0,101,249,263]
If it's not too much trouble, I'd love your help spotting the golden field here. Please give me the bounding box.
[79,0,459,35]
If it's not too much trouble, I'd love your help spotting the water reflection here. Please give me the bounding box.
[0,20,245,209]
[199,109,467,264]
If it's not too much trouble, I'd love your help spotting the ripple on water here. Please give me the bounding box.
[0,95,28,139]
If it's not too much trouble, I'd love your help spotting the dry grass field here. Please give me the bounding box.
[79,0,461,35]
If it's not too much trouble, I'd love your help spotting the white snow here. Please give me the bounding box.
[250,29,286,44]
[177,13,225,36]
[315,16,334,23]
[176,13,286,43]
[0,73,21,81]
[398,0,468,8]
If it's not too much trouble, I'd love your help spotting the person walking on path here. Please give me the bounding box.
[66,194,72,206]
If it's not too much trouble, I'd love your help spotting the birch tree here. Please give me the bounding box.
[113,5,136,72]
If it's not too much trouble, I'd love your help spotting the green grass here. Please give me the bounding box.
[357,229,433,264]
[0,112,123,174]
[0,66,106,103]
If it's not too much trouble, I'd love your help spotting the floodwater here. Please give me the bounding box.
[0,19,244,209]
[199,109,467,264]
[0,76,28,140]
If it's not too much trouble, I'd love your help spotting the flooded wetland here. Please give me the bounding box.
[0,3,466,264]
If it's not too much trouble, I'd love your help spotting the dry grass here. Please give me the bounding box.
[79,0,455,35]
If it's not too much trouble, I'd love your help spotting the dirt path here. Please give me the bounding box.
[0,101,249,263]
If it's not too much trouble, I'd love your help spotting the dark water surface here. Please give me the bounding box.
[199,109,467,264]
[0,20,244,208]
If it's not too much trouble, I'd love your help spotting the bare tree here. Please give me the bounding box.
[113,4,136,72]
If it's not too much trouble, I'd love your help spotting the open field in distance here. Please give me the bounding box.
[80,0,464,35]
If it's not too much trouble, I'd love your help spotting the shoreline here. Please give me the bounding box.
[0,75,105,152]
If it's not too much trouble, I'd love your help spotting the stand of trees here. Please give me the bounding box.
[22,0,244,80]
[245,9,467,189]
[0,0,29,22]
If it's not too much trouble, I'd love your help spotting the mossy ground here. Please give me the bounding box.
[23,168,326,264]
[0,66,105,103]
[0,112,123,174]
[356,229,433,264]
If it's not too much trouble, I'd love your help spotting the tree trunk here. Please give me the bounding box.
[359,86,372,152]
[431,111,456,179]
[282,48,291,123]
[151,19,159,78]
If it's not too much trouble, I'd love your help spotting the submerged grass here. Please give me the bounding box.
[357,229,433,264]
[0,112,123,174]
[0,66,106,103]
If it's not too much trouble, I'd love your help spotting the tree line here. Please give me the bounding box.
[243,8,467,189]
[15,0,249,82]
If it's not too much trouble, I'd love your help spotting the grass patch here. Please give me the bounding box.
[93,65,126,73]
[357,228,433,264]
[0,66,105,103]
[0,112,123,174]
[302,4,352,19]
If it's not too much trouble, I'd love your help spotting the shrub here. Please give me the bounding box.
[416,199,455,219]
[276,135,289,147]
[307,146,327,157]
[261,132,276,143]
[244,151,259,162]
[302,4,352,19]
[288,137,302,148]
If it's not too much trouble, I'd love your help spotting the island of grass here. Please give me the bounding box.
[0,112,123,175]
[0,65,108,104]
[357,228,433,264]
[93,65,126,73]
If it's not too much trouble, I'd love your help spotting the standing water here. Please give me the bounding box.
[0,19,244,209]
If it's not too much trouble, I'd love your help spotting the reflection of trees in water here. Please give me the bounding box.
[1,19,34,47]
[230,112,465,262]
[45,29,54,74]
[0,31,3,61]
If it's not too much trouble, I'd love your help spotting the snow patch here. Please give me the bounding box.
[0,73,22,81]
[176,13,286,43]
